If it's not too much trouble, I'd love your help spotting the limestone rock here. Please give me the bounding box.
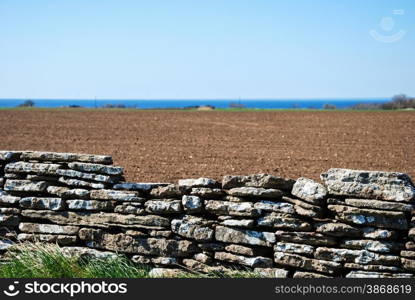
[401,258,415,271]
[274,251,341,274]
[224,244,267,257]
[314,222,361,237]
[79,229,198,257]
[214,252,273,268]
[150,184,185,198]
[171,216,214,241]
[0,194,21,205]
[315,247,400,266]
[344,198,414,212]
[293,271,331,278]
[190,188,224,198]
[221,219,254,228]
[149,268,187,278]
[178,178,218,188]
[227,187,283,199]
[67,200,114,211]
[327,205,408,230]
[21,210,171,229]
[222,174,295,191]
[56,169,118,183]
[321,168,415,202]
[113,182,167,191]
[400,251,415,258]
[181,195,203,213]
[114,203,144,215]
[275,231,337,247]
[340,239,403,253]
[0,214,20,226]
[62,188,90,199]
[282,196,325,218]
[0,151,21,162]
[68,162,123,175]
[361,227,398,240]
[291,178,327,205]
[4,180,49,192]
[5,162,61,175]
[21,151,113,164]
[90,189,143,202]
[274,242,315,256]
[61,246,119,260]
[145,199,182,214]
[215,226,275,247]
[257,213,312,231]
[19,197,65,211]
[58,177,106,189]
[205,200,260,217]
[344,263,402,272]
[254,201,295,214]
[46,186,70,197]
[19,222,79,235]
[17,233,77,245]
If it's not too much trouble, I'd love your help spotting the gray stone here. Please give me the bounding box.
[56,169,118,183]
[291,177,327,205]
[361,227,398,240]
[227,187,283,199]
[293,271,331,278]
[193,253,212,264]
[0,214,19,226]
[19,197,65,211]
[321,168,415,202]
[145,199,182,214]
[344,263,402,272]
[58,177,106,189]
[46,186,70,197]
[400,251,415,258]
[222,174,295,191]
[205,200,260,217]
[215,225,275,247]
[224,244,266,256]
[315,247,401,266]
[282,196,325,218]
[149,268,188,278]
[17,233,77,245]
[221,219,254,228]
[275,231,337,247]
[274,242,315,256]
[0,207,20,214]
[67,200,114,211]
[21,210,171,229]
[79,228,198,257]
[4,180,49,192]
[214,252,273,268]
[340,239,403,253]
[150,184,185,198]
[62,188,90,199]
[68,162,123,175]
[61,246,119,260]
[21,151,113,164]
[274,251,341,274]
[178,178,218,188]
[257,213,312,231]
[0,194,21,205]
[171,216,214,241]
[112,182,167,191]
[344,198,414,212]
[114,203,144,215]
[90,189,143,202]
[327,205,408,230]
[19,222,79,235]
[5,162,61,175]
[0,151,21,162]
[314,222,361,237]
[401,258,415,271]
[181,195,203,213]
[190,188,224,198]
[254,201,295,214]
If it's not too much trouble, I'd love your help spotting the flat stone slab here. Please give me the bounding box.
[58,177,106,189]
[112,182,167,191]
[0,194,21,205]
[339,239,404,253]
[67,199,114,211]
[275,231,337,247]
[171,216,214,242]
[227,187,283,199]
[17,233,77,246]
[253,201,295,214]
[4,180,49,192]
[68,162,123,175]
[346,271,414,278]
[5,162,61,175]
[222,174,295,191]
[19,222,80,235]
[21,151,113,164]
[257,213,312,231]
[321,168,415,202]
[90,189,143,202]
[145,199,183,214]
[214,252,273,268]
[327,204,408,230]
[56,169,118,183]
[274,242,315,256]
[19,197,65,211]
[344,198,415,212]
[205,200,260,217]
[181,195,203,213]
[215,225,275,247]
[177,177,218,188]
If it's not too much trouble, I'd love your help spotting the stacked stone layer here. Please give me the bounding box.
[1,151,415,278]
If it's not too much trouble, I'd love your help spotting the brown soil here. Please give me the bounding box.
[0,109,414,183]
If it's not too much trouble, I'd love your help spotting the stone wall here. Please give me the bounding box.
[0,150,414,278]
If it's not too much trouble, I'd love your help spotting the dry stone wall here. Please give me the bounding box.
[1,150,415,278]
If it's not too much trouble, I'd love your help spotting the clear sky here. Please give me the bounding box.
[1,0,414,99]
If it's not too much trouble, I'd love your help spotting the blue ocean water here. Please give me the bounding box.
[0,98,389,109]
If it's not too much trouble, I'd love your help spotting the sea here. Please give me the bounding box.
[0,98,389,110]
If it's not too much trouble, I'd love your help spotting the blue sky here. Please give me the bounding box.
[0,0,414,99]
